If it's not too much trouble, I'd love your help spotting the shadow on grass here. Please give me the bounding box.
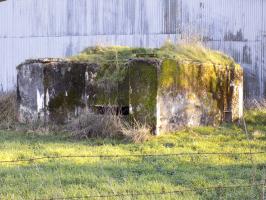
[0,130,130,146]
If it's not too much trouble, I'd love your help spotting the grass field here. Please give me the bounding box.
[0,110,265,199]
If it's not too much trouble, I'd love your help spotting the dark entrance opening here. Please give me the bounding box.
[91,106,129,115]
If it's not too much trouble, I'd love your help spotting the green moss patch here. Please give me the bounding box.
[159,59,242,124]
[129,59,159,127]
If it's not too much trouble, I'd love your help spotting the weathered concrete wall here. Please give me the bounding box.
[17,59,98,123]
[128,59,243,133]
[1,0,264,99]
[17,58,129,123]
[157,60,243,133]
[17,60,45,122]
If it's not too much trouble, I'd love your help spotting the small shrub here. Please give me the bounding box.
[0,91,17,129]
[0,91,59,134]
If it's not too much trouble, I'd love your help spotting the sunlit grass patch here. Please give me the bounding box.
[0,110,265,199]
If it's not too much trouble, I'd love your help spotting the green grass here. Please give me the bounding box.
[0,110,265,199]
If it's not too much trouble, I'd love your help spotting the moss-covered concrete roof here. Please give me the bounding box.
[70,43,237,66]
[69,43,242,87]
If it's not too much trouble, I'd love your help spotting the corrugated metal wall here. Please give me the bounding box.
[0,0,265,99]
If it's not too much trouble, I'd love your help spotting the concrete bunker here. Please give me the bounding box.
[17,45,244,134]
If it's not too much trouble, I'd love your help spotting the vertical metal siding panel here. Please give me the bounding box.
[0,0,14,90]
[262,0,266,97]
[0,0,182,90]
[182,0,264,98]
[0,0,264,98]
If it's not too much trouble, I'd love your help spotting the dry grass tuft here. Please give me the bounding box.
[0,93,151,143]
[69,110,151,143]
[121,120,151,143]
[69,113,124,139]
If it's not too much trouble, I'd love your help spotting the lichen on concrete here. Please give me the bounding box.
[158,58,243,133]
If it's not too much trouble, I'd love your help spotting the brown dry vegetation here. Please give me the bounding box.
[0,92,151,143]
[68,111,150,143]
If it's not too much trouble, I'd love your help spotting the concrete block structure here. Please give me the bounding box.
[17,46,243,134]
